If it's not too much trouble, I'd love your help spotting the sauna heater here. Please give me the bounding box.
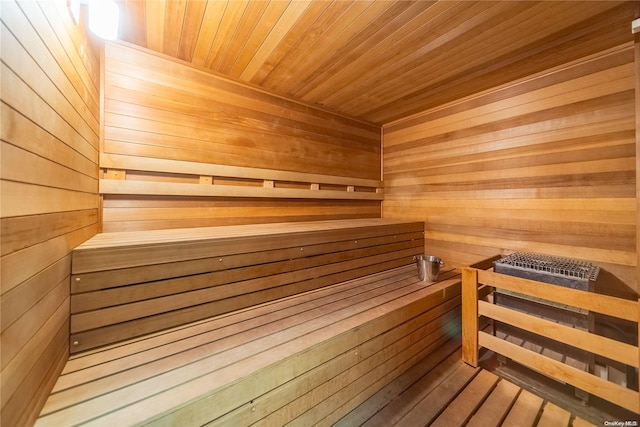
[492,252,601,401]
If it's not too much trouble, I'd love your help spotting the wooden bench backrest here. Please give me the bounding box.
[70,219,424,353]
[100,153,384,200]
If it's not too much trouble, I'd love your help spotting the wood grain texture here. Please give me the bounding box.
[461,267,479,367]
[338,345,619,426]
[479,300,637,367]
[0,1,100,426]
[480,331,639,413]
[466,266,640,414]
[383,41,637,296]
[102,41,382,231]
[68,220,424,352]
[114,1,633,124]
[36,265,461,426]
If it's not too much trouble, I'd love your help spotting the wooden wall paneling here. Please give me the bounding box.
[3,317,69,427]
[162,0,189,58]
[102,41,382,231]
[101,84,378,178]
[2,106,97,182]
[104,43,380,170]
[357,2,628,121]
[1,257,71,332]
[202,0,250,71]
[0,1,100,425]
[190,0,227,67]
[1,63,97,163]
[112,1,631,124]
[213,1,266,74]
[23,0,101,119]
[2,279,69,375]
[2,143,95,194]
[383,43,637,296]
[238,1,312,82]
[102,197,381,232]
[0,203,97,259]
[300,0,497,109]
[118,0,147,48]
[143,0,165,52]
[254,0,368,90]
[1,15,98,143]
[236,0,332,84]
[364,2,635,124]
[1,219,97,295]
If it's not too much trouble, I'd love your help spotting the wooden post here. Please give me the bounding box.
[462,267,479,367]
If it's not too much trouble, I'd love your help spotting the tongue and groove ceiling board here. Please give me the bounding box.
[116,0,635,124]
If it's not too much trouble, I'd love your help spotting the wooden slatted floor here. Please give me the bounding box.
[336,339,634,427]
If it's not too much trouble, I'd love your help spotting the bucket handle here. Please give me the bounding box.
[413,255,445,266]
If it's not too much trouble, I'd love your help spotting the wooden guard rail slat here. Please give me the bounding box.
[462,262,640,414]
[100,153,384,200]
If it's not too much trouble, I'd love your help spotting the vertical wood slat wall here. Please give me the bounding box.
[383,44,637,296]
[101,42,382,232]
[0,2,100,426]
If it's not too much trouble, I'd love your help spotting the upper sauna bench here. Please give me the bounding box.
[69,218,427,353]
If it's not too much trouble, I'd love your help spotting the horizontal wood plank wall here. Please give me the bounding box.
[0,1,100,426]
[383,44,637,297]
[102,42,382,232]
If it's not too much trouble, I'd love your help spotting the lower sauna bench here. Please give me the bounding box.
[36,265,462,426]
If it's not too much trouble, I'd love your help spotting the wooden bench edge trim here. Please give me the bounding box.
[73,220,422,248]
[71,221,424,273]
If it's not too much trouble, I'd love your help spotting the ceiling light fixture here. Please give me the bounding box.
[88,0,120,40]
[69,0,120,40]
[69,0,81,24]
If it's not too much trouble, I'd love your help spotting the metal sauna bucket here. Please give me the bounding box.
[414,255,445,282]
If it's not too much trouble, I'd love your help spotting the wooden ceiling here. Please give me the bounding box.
[115,1,635,125]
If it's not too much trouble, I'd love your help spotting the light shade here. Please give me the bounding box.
[69,0,81,24]
[88,0,119,40]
